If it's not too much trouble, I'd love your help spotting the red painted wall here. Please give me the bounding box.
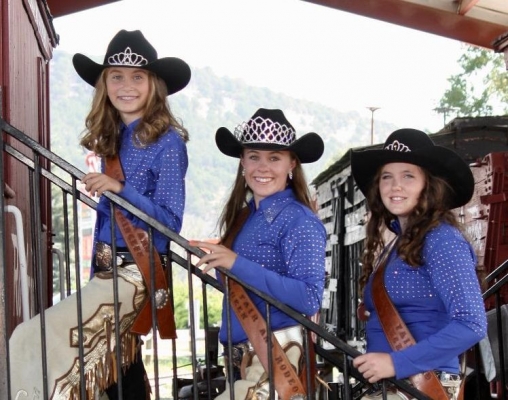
[2,0,55,333]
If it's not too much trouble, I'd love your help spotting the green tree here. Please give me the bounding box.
[438,45,508,118]
[172,279,223,329]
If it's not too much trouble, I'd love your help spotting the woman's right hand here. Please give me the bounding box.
[188,240,238,274]
[82,173,123,196]
[352,352,395,383]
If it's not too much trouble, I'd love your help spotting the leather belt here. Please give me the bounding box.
[436,372,461,383]
[94,241,168,271]
[223,326,303,369]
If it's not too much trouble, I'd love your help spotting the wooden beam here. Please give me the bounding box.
[302,0,508,49]
[458,0,481,16]
[46,0,122,18]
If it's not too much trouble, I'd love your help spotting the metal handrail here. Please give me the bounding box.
[1,117,505,399]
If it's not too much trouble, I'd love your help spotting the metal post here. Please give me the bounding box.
[0,114,11,399]
[367,107,380,145]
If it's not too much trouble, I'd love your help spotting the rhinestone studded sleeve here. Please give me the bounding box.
[367,223,488,379]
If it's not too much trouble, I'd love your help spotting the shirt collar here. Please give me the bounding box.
[120,118,142,144]
[120,118,141,132]
[249,188,295,224]
[389,219,402,235]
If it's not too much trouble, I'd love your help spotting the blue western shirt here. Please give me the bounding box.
[219,188,327,345]
[92,119,188,268]
[364,223,487,379]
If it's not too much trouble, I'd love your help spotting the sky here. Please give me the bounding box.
[52,0,470,136]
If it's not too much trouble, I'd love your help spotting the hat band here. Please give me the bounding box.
[234,117,296,146]
[107,47,148,67]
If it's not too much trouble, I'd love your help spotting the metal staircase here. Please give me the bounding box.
[1,117,505,399]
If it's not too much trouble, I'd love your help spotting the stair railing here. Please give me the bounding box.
[0,117,487,400]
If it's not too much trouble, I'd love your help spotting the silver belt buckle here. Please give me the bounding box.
[438,371,461,383]
[224,343,250,368]
[95,242,124,269]
[95,242,112,269]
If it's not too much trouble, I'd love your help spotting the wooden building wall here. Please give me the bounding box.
[2,0,56,333]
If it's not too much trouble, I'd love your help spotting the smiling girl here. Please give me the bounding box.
[190,108,326,399]
[9,29,191,400]
[74,29,190,399]
[351,128,487,400]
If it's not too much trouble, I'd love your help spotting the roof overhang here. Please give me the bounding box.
[302,0,508,50]
[46,0,122,18]
[46,0,508,49]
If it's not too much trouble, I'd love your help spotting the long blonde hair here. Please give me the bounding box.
[80,69,188,157]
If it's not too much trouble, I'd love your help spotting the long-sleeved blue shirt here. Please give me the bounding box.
[92,119,188,268]
[219,188,327,345]
[364,222,487,379]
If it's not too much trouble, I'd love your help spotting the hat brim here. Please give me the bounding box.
[72,53,191,95]
[351,146,474,209]
[215,128,324,164]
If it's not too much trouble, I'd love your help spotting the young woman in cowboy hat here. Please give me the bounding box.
[351,129,487,400]
[190,108,326,400]
[9,29,190,400]
[75,29,191,400]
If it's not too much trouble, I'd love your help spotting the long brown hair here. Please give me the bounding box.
[219,152,313,244]
[358,166,460,295]
[79,69,188,157]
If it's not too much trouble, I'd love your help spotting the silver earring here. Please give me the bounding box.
[289,170,293,180]
[242,168,245,177]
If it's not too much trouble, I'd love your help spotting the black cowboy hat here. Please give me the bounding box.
[72,30,191,95]
[215,108,324,164]
[351,128,474,209]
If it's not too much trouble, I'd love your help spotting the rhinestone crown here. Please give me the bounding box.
[385,139,411,152]
[107,47,148,67]
[234,116,296,146]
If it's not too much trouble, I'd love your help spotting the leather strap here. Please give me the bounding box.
[371,242,449,400]
[221,207,307,400]
[105,156,177,339]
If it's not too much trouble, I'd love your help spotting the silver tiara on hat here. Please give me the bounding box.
[107,47,148,67]
[215,108,324,163]
[384,140,411,152]
[234,116,296,146]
